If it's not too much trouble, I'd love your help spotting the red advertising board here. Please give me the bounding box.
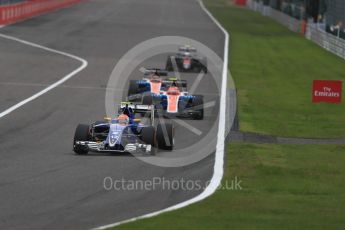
[235,0,247,6]
[312,80,342,103]
[0,0,82,26]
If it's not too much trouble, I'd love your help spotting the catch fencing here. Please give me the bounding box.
[306,24,345,59]
[246,0,345,60]
[246,0,302,33]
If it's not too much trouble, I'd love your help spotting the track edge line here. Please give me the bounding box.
[0,33,88,119]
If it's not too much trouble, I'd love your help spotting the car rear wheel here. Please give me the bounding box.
[141,126,156,155]
[156,123,174,150]
[165,56,174,71]
[142,94,153,105]
[128,80,139,97]
[73,124,90,155]
[202,59,208,73]
[192,95,204,120]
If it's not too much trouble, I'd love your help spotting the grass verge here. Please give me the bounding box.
[207,0,345,138]
[112,143,345,230]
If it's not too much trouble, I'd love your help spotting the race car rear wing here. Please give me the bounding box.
[162,78,187,88]
[179,45,197,52]
[143,68,168,76]
[119,102,155,125]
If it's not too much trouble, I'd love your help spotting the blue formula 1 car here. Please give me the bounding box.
[141,86,204,120]
[127,69,187,100]
[73,103,174,155]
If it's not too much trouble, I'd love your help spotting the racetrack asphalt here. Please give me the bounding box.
[0,0,226,229]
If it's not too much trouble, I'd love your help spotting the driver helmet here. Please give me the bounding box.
[118,114,129,125]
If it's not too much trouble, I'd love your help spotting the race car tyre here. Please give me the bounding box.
[142,94,153,105]
[193,64,201,73]
[156,123,174,150]
[141,126,156,155]
[181,81,187,88]
[202,59,208,73]
[128,80,139,96]
[94,121,108,125]
[165,56,174,71]
[73,124,90,155]
[192,95,204,120]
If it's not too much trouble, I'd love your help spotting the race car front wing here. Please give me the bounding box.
[75,141,152,153]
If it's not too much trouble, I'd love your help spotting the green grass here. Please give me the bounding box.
[206,1,345,138]
[112,143,345,230]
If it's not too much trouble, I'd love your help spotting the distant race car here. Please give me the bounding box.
[141,86,204,120]
[73,102,174,155]
[128,68,187,101]
[165,45,207,73]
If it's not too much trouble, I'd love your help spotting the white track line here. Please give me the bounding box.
[0,33,88,119]
[93,0,229,229]
[0,81,112,91]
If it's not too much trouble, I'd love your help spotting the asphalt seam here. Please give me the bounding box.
[229,131,345,145]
